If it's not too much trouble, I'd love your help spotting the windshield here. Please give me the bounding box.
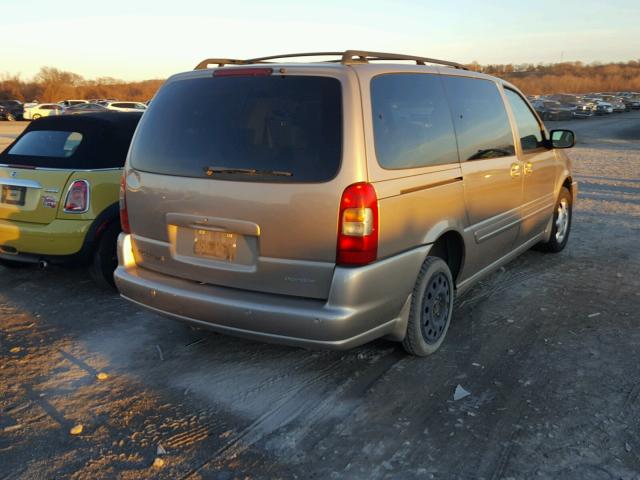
[130,75,343,182]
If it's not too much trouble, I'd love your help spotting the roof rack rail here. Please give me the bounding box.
[194,50,467,70]
[341,50,467,70]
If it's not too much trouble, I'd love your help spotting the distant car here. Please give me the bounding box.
[593,102,613,115]
[102,101,147,112]
[547,94,579,105]
[0,100,24,121]
[532,100,574,121]
[59,100,89,108]
[622,98,640,110]
[62,103,110,115]
[572,103,594,119]
[582,97,603,106]
[610,100,626,113]
[0,105,14,121]
[23,103,65,120]
[0,112,143,286]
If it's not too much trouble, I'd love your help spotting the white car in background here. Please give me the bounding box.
[101,101,147,112]
[23,103,65,120]
[58,99,89,108]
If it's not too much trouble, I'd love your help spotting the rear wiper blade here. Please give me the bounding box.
[204,166,293,177]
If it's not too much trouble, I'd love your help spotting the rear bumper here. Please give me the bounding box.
[0,217,92,260]
[115,234,428,350]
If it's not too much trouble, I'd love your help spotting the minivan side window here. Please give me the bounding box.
[371,74,458,169]
[442,76,515,161]
[504,89,545,151]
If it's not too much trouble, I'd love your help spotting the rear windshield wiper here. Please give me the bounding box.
[204,166,293,177]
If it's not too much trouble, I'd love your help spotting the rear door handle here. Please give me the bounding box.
[524,162,533,175]
[510,163,521,178]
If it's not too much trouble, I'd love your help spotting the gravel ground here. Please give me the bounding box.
[1,113,639,479]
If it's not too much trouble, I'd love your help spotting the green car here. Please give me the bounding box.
[0,112,142,286]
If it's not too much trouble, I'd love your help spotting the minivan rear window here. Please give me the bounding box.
[130,75,343,182]
[8,131,83,158]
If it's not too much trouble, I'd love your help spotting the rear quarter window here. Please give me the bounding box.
[130,75,343,182]
[8,131,83,158]
[371,73,458,169]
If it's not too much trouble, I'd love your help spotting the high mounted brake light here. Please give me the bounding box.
[213,68,273,77]
[336,182,379,266]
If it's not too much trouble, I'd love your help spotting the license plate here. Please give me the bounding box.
[193,230,237,261]
[1,185,26,206]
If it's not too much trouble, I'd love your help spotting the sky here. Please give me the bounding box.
[2,0,639,81]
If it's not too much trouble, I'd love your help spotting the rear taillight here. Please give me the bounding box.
[337,182,378,266]
[63,180,89,213]
[119,174,130,233]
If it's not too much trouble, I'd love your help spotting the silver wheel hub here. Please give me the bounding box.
[555,198,570,243]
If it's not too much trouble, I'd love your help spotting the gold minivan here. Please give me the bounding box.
[115,50,577,356]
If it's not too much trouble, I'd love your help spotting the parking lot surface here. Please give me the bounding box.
[0,121,28,151]
[1,113,640,479]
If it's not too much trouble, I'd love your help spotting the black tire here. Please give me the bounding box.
[538,187,572,253]
[89,222,120,289]
[0,258,29,269]
[32,114,41,120]
[402,257,454,357]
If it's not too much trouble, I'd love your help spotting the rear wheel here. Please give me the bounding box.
[6,113,15,121]
[89,223,120,289]
[538,187,572,253]
[32,114,41,120]
[402,257,454,357]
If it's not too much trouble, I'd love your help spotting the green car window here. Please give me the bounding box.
[9,131,83,158]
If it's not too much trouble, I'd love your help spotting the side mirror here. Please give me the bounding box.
[549,129,575,149]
